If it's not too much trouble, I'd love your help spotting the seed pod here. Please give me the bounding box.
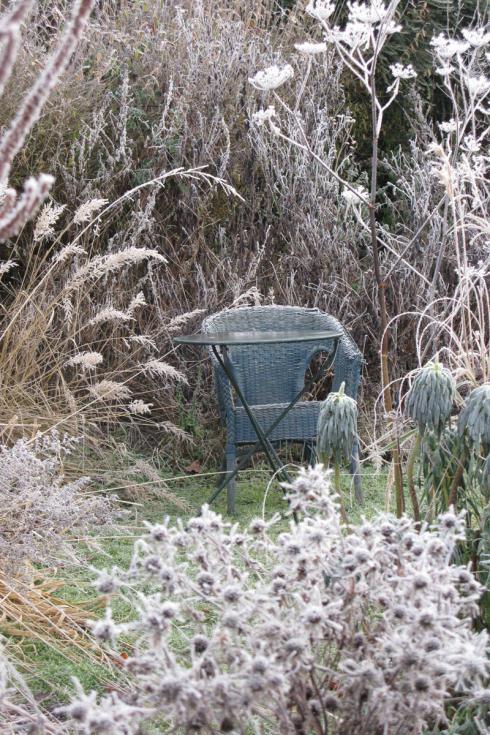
[317,382,358,465]
[405,361,455,435]
[458,383,490,454]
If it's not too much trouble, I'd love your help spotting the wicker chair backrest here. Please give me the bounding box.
[202,306,358,406]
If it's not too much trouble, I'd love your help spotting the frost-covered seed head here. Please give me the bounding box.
[418,612,434,628]
[192,635,209,654]
[222,612,240,629]
[251,657,268,674]
[248,64,294,91]
[425,638,441,652]
[413,575,429,590]
[324,694,339,711]
[249,518,267,534]
[161,602,178,619]
[69,702,89,722]
[144,555,162,573]
[414,675,431,692]
[197,572,215,592]
[222,585,241,603]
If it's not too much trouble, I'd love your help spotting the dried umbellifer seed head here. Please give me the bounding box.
[405,360,455,435]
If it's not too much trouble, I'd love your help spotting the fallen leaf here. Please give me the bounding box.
[184,460,202,475]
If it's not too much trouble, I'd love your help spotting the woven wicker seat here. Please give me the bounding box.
[203,305,363,510]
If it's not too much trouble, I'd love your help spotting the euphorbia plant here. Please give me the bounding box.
[404,366,490,517]
[404,368,490,607]
[404,360,456,521]
[317,381,359,517]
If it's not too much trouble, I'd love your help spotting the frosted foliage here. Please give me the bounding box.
[0,0,95,242]
[65,467,490,734]
[0,432,112,574]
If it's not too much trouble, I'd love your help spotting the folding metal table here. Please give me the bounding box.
[174,329,342,512]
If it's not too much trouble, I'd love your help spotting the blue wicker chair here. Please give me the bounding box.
[203,305,363,511]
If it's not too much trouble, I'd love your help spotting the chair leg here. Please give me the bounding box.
[350,440,363,505]
[226,444,237,515]
[215,451,227,487]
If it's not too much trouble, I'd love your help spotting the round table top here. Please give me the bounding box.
[174,329,342,347]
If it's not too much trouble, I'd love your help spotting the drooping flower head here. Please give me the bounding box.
[405,360,455,435]
[317,381,358,464]
[458,383,490,453]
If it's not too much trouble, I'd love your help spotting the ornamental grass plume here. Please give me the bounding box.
[63,466,490,735]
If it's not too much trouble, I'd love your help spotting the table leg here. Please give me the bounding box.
[206,339,340,512]
[214,345,289,481]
